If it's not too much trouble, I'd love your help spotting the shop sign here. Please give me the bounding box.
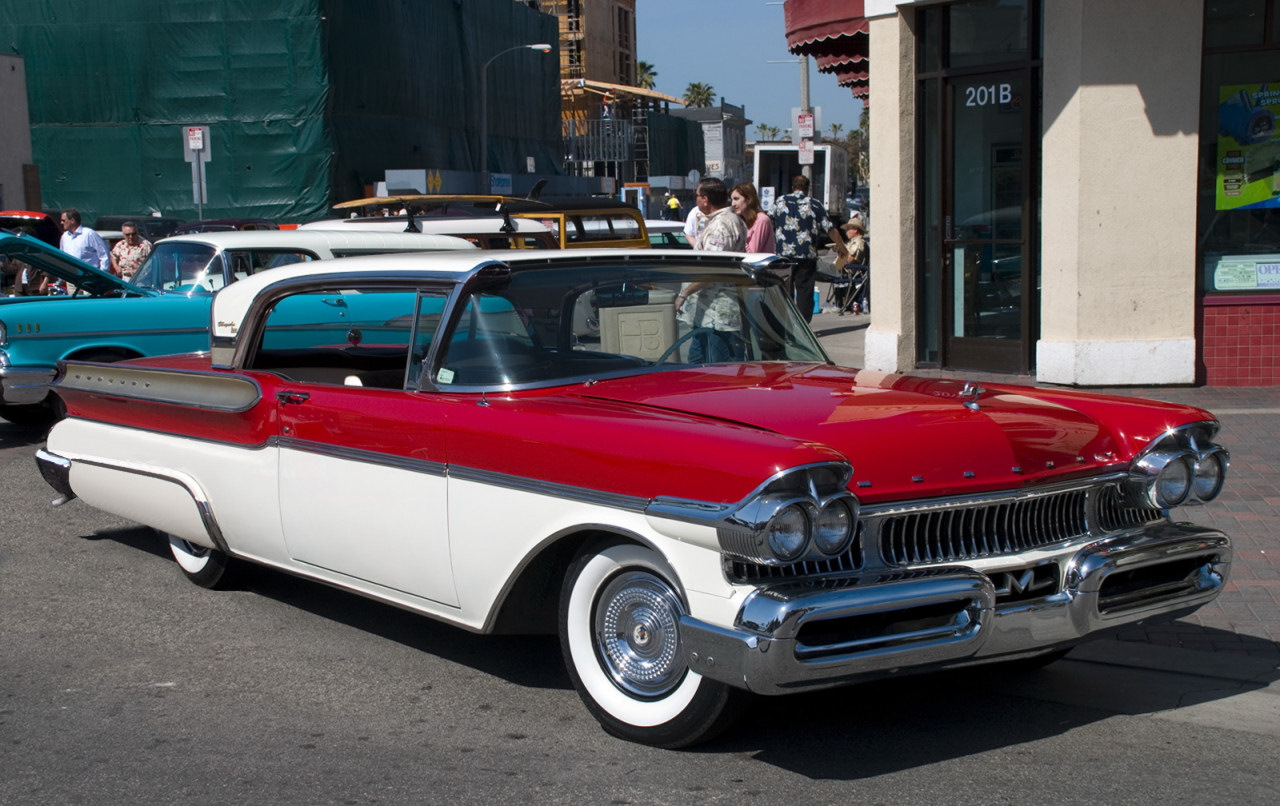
[1210,253,1280,291]
[1216,83,1280,210]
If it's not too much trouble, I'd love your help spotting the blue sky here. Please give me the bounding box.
[635,0,864,138]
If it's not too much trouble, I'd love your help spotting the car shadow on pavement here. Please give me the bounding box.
[83,522,1278,766]
[0,419,51,451]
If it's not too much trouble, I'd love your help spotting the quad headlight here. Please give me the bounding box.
[1124,424,1229,509]
[716,464,860,566]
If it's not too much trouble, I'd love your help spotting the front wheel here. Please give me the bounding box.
[166,533,237,589]
[559,541,739,748]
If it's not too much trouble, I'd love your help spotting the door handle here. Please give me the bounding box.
[276,391,310,405]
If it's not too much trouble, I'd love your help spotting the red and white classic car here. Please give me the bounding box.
[37,249,1232,747]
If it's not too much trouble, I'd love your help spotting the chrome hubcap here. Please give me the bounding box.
[595,571,686,698]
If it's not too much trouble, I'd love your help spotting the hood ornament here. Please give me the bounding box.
[960,382,986,411]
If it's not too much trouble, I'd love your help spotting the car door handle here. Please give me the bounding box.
[276,391,311,405]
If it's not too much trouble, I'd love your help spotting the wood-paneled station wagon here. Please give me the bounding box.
[37,249,1232,747]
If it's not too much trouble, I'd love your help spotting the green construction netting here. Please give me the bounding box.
[646,111,705,179]
[0,0,560,224]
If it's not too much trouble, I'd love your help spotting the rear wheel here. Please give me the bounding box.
[559,541,739,748]
[166,533,237,589]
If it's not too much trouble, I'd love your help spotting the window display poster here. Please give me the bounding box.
[1217,83,1280,210]
[1210,253,1280,291]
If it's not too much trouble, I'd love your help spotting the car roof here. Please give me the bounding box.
[156,229,478,251]
[209,248,775,348]
[297,217,552,235]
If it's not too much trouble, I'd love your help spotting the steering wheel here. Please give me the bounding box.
[650,327,715,365]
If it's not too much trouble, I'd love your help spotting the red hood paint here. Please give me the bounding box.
[567,364,1215,501]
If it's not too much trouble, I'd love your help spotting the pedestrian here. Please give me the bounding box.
[58,208,111,273]
[683,202,706,248]
[664,192,682,221]
[7,224,49,296]
[730,182,775,253]
[675,178,747,363]
[109,221,153,281]
[840,217,870,315]
[769,175,848,322]
[692,178,747,252]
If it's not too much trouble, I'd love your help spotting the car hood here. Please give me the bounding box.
[571,364,1213,500]
[0,231,148,297]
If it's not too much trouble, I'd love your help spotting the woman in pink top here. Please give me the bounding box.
[730,182,775,253]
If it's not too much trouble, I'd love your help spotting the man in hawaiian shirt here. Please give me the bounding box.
[110,221,153,280]
[770,175,848,322]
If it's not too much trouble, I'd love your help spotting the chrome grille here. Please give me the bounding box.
[1094,485,1165,533]
[880,488,1090,565]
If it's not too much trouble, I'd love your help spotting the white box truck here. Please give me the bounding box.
[753,143,849,220]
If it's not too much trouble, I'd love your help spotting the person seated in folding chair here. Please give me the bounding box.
[836,217,870,316]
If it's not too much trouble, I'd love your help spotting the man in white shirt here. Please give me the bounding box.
[59,208,111,273]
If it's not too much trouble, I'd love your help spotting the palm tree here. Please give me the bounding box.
[636,61,657,90]
[829,122,844,140]
[682,82,715,108]
[756,123,781,141]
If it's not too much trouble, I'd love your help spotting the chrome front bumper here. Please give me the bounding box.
[681,522,1231,695]
[0,363,56,405]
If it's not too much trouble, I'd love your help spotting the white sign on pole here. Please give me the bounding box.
[182,125,212,215]
[798,139,815,165]
[797,113,814,139]
[186,126,205,151]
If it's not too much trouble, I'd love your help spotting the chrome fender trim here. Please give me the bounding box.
[48,449,231,554]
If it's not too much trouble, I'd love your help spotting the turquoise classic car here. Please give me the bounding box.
[0,229,474,424]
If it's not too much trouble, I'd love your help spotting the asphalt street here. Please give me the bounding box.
[2,331,1279,803]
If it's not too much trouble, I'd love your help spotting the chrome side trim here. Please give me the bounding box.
[449,464,651,512]
[278,436,447,477]
[51,449,231,554]
[57,361,261,412]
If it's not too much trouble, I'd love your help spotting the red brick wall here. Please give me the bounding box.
[1202,297,1280,386]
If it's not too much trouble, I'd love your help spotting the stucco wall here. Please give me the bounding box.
[1036,0,1203,385]
[0,53,33,209]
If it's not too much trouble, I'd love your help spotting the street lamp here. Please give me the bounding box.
[479,43,552,193]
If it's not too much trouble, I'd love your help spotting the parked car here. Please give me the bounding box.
[300,215,558,250]
[37,249,1231,747]
[1,209,62,245]
[333,194,652,250]
[645,219,692,249]
[93,215,186,241]
[169,218,279,236]
[0,229,474,423]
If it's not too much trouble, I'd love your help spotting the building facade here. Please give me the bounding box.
[0,53,35,210]
[787,0,1280,386]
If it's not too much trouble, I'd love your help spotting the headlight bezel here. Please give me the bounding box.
[1124,422,1230,509]
[713,463,860,566]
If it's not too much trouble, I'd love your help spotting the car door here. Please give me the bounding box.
[257,287,460,607]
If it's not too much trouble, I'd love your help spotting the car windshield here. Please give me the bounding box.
[132,243,222,293]
[433,262,827,388]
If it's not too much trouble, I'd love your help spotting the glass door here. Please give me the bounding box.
[942,70,1035,371]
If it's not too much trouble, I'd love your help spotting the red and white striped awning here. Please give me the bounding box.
[784,0,870,101]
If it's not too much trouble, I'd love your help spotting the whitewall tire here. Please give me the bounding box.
[559,541,739,748]
[166,533,236,590]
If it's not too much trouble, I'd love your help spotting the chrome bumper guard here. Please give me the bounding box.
[0,365,57,405]
[35,449,77,506]
[681,523,1230,695]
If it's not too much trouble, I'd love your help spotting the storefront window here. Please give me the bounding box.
[1205,0,1269,48]
[948,0,1029,69]
[1201,1,1280,293]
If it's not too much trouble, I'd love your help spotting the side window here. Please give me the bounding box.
[407,292,449,388]
[225,250,317,280]
[248,287,422,388]
[435,295,538,386]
